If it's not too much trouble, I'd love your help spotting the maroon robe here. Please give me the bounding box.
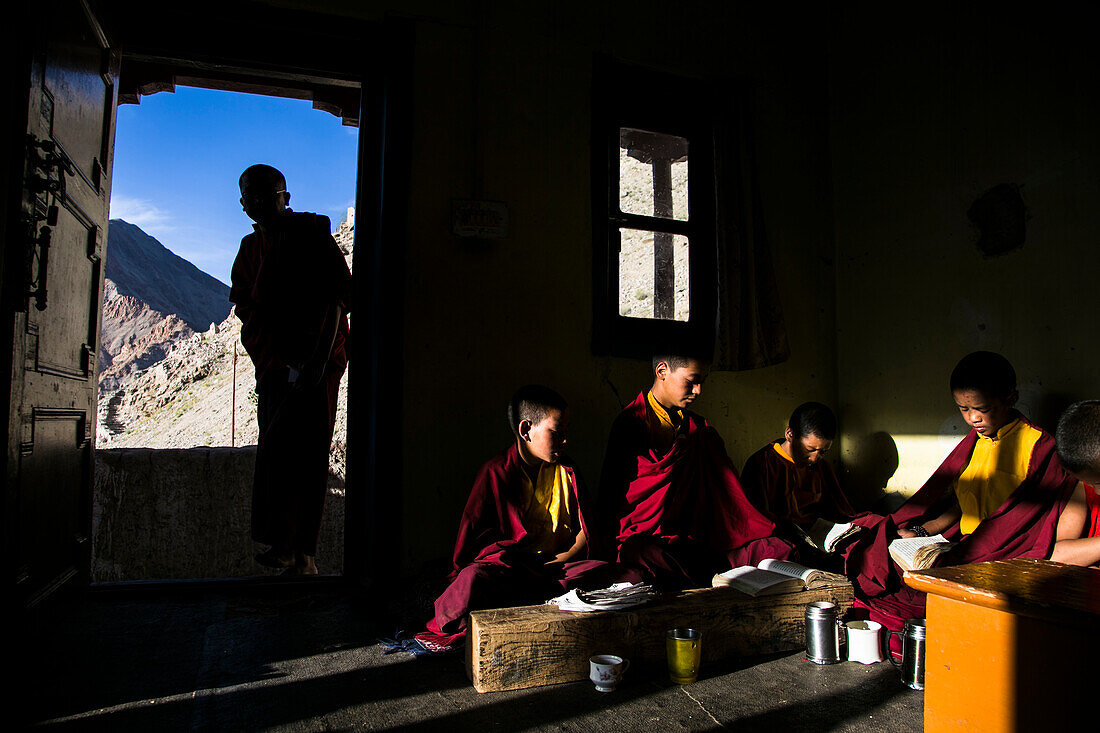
[230,211,352,556]
[741,441,858,528]
[418,444,637,648]
[843,414,1076,634]
[600,392,794,588]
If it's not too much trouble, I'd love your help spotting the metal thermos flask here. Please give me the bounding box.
[888,618,927,690]
[804,601,842,664]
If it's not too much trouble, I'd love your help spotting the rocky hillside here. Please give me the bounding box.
[99,220,232,394]
[96,217,354,489]
[99,279,194,393]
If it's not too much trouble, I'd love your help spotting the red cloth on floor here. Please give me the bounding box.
[843,415,1076,632]
[599,392,793,587]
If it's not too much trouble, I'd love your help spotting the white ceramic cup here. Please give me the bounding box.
[589,654,629,692]
[846,620,885,664]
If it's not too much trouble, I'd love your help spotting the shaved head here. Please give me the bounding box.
[239,164,286,192]
[1057,401,1100,475]
[507,385,568,437]
[950,351,1016,400]
[239,164,290,225]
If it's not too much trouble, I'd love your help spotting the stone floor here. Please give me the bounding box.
[19,580,924,732]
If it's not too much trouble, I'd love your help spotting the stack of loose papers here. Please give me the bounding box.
[547,582,656,612]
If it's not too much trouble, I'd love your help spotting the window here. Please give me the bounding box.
[592,59,716,359]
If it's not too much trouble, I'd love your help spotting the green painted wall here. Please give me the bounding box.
[830,12,1100,507]
[398,4,839,571]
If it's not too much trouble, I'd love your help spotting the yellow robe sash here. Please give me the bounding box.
[646,390,684,456]
[519,462,577,555]
[955,417,1042,535]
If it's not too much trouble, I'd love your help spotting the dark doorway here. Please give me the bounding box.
[96,84,359,582]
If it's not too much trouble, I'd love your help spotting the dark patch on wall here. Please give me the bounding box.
[967,183,1028,257]
[840,430,899,508]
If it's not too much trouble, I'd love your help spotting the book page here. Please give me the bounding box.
[888,534,952,571]
[798,519,859,553]
[757,558,815,583]
[713,566,802,594]
[803,518,835,551]
[823,522,858,553]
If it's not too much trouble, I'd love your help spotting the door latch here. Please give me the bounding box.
[23,134,74,311]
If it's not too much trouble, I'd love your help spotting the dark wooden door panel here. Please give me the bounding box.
[10,0,115,607]
[25,200,100,380]
[16,409,92,604]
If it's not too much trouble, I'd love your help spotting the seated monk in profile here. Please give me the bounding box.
[414,385,639,654]
[1050,400,1100,567]
[843,351,1076,638]
[599,355,793,589]
[741,402,859,564]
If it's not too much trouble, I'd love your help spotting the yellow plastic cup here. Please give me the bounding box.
[666,628,702,684]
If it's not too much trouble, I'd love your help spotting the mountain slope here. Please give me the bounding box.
[98,280,194,393]
[105,219,232,332]
[97,216,354,468]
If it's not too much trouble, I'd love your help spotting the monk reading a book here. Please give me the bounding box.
[843,351,1076,637]
[741,402,860,559]
[599,355,793,589]
[414,385,638,653]
[1050,400,1100,567]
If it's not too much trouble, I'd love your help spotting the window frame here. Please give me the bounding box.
[591,57,717,360]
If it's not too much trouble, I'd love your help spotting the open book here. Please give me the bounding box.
[711,559,848,596]
[794,518,862,554]
[888,534,955,572]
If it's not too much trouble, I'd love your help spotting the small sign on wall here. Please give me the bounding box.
[452,199,509,239]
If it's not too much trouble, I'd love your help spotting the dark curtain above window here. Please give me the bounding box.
[711,89,790,371]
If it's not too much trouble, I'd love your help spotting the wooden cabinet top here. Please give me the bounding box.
[905,558,1100,626]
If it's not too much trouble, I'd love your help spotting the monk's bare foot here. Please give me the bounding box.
[255,547,294,569]
[280,564,318,577]
[279,553,318,576]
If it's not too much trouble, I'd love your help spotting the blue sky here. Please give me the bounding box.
[110,86,359,285]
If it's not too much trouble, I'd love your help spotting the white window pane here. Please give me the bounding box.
[618,228,689,322]
[619,128,689,221]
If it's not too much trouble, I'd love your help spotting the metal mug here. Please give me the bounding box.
[887,617,927,690]
[805,601,844,664]
[666,628,703,684]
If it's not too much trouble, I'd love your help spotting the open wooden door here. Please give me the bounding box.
[7,0,117,607]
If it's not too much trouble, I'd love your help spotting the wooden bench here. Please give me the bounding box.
[466,578,854,692]
[905,559,1100,732]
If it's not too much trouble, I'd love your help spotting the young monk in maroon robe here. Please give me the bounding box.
[843,352,1077,638]
[742,402,857,528]
[1050,400,1100,567]
[230,164,351,575]
[741,402,859,567]
[599,356,793,590]
[414,385,639,653]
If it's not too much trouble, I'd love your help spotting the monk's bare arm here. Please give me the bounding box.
[548,529,587,566]
[1050,483,1100,566]
[897,497,961,539]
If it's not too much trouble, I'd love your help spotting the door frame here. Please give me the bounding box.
[3,2,412,600]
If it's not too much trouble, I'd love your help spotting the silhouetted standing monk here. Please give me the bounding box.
[230,164,352,575]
